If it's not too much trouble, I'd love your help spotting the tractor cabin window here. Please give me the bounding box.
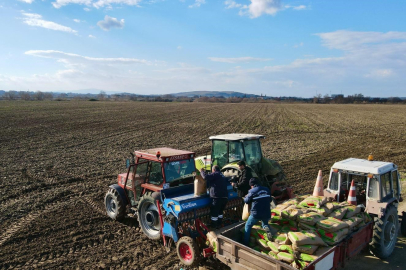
[229,141,244,163]
[212,140,228,168]
[329,171,339,191]
[148,161,163,185]
[368,177,379,199]
[243,140,262,167]
[164,159,195,183]
[381,172,392,199]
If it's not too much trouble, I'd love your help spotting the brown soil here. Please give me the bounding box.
[1,101,406,269]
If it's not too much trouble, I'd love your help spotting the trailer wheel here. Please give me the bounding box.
[105,188,126,221]
[176,236,201,267]
[370,205,398,259]
[138,195,161,240]
[401,212,406,237]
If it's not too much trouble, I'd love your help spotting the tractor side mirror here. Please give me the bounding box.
[126,159,130,168]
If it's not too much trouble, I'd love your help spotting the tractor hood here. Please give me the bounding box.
[160,183,238,216]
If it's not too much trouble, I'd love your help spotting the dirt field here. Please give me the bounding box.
[0,101,405,269]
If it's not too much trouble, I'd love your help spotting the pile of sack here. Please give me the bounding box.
[243,195,371,269]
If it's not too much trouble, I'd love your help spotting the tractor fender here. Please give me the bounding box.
[109,184,129,206]
[366,197,398,218]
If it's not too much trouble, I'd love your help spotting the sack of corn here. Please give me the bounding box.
[267,241,280,253]
[324,202,341,211]
[281,208,303,220]
[268,250,279,259]
[343,205,361,219]
[328,207,347,220]
[271,215,290,225]
[298,212,326,226]
[274,233,292,245]
[288,231,327,246]
[268,222,283,232]
[317,217,349,232]
[300,253,318,262]
[317,228,349,245]
[343,216,363,231]
[298,222,317,231]
[292,243,318,255]
[299,196,328,208]
[278,244,294,254]
[257,238,270,250]
[313,206,333,217]
[277,252,295,264]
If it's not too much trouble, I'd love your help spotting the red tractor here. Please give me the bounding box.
[105,147,196,239]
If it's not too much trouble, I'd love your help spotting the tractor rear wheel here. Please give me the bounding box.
[176,236,201,267]
[105,188,126,221]
[401,212,406,237]
[138,194,161,240]
[370,205,398,259]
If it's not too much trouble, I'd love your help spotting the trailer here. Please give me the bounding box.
[215,220,373,270]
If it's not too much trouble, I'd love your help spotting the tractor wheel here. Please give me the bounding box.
[176,236,201,267]
[401,212,406,237]
[370,205,398,259]
[105,188,126,221]
[138,194,161,240]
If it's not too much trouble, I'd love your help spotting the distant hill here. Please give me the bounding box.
[170,91,259,98]
[0,90,5,96]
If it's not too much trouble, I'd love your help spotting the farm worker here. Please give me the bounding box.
[231,160,252,197]
[200,165,229,229]
[243,178,274,246]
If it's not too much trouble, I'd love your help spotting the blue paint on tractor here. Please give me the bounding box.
[160,183,239,242]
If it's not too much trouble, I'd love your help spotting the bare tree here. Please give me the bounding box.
[34,91,45,101]
[98,91,106,100]
[4,91,18,100]
[20,91,31,101]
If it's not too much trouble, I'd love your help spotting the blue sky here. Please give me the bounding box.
[0,0,406,97]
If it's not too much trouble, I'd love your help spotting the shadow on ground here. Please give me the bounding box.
[342,236,406,270]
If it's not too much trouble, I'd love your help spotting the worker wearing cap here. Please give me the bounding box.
[243,178,274,246]
[200,165,229,229]
[231,160,252,197]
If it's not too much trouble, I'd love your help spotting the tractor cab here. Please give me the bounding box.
[195,133,292,202]
[114,148,196,206]
[324,156,402,214]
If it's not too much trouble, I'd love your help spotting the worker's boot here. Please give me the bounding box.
[264,227,273,241]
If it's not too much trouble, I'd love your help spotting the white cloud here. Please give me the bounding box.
[364,69,394,78]
[209,57,271,63]
[84,7,91,11]
[97,15,124,31]
[73,19,81,23]
[25,50,151,65]
[88,34,96,38]
[21,13,78,34]
[189,0,205,8]
[52,0,92,8]
[177,46,183,50]
[52,0,141,8]
[226,0,307,18]
[293,42,303,48]
[18,0,35,3]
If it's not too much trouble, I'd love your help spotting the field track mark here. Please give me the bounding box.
[0,198,74,247]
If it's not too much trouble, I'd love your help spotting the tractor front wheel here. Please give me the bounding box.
[138,195,162,240]
[105,188,126,221]
[176,236,201,267]
[370,205,398,259]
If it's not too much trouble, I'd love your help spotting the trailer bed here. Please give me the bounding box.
[216,221,373,270]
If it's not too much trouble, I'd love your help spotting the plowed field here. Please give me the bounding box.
[1,101,405,269]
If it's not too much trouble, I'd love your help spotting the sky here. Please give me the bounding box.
[0,0,406,97]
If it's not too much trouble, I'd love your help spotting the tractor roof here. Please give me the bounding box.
[209,133,265,141]
[332,158,396,175]
[135,147,195,161]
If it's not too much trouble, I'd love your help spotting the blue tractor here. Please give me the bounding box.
[104,147,243,266]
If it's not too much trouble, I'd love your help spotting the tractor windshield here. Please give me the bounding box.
[243,140,262,167]
[164,159,195,182]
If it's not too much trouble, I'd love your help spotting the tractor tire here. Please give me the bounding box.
[105,188,126,221]
[176,236,201,267]
[370,205,398,259]
[401,212,406,237]
[138,194,162,240]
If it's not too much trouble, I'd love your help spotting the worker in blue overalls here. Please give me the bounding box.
[200,165,229,229]
[243,178,274,245]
